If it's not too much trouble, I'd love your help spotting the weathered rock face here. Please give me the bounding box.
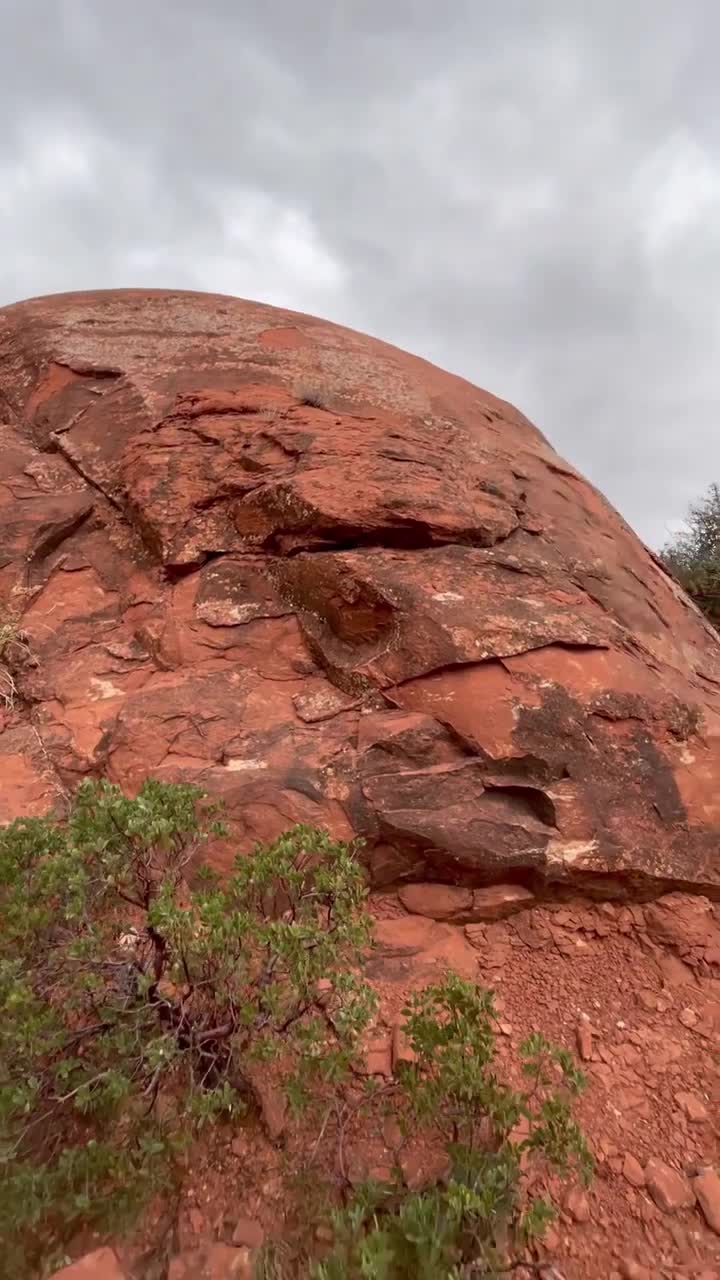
[2,288,720,894]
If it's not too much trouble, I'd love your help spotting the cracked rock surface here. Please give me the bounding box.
[1,287,720,893]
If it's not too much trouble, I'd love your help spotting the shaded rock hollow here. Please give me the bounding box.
[1,288,720,895]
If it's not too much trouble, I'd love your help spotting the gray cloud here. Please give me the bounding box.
[2,0,719,547]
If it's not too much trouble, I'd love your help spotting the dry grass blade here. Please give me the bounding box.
[0,618,33,710]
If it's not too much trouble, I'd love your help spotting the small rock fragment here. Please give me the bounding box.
[360,1031,393,1078]
[657,952,695,987]
[168,1245,252,1280]
[49,1251,127,1280]
[292,683,358,723]
[565,1186,591,1222]
[382,1114,403,1149]
[315,977,333,1004]
[373,916,439,955]
[614,1086,651,1116]
[373,916,480,979]
[399,1143,450,1191]
[463,922,486,949]
[675,1090,709,1123]
[636,989,658,1012]
[576,1017,593,1061]
[231,1218,265,1249]
[679,1006,698,1028]
[622,1153,645,1188]
[189,1206,206,1236]
[644,893,716,952]
[645,1157,695,1213]
[694,1167,720,1235]
[470,883,535,920]
[619,1261,651,1280]
[542,1224,560,1252]
[397,883,474,921]
[514,912,552,949]
[258,1081,287,1142]
[392,1021,416,1070]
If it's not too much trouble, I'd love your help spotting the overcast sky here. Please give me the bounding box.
[2,1,719,548]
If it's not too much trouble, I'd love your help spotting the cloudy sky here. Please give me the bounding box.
[2,0,719,548]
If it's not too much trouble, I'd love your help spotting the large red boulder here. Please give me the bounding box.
[1,289,719,893]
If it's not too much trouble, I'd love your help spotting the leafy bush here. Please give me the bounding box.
[0,779,375,1278]
[313,976,592,1279]
[660,481,720,624]
[1,779,592,1279]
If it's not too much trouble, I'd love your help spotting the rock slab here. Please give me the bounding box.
[694,1168,720,1235]
[1,288,720,893]
[49,1250,126,1280]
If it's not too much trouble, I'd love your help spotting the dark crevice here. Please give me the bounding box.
[173,402,264,420]
[27,507,95,572]
[540,869,720,905]
[695,668,720,691]
[256,504,529,560]
[645,597,672,630]
[192,482,263,511]
[378,859,720,905]
[380,699,567,789]
[162,550,226,583]
[381,643,611,700]
[481,781,558,827]
[106,505,541,588]
[50,435,124,512]
[483,556,545,578]
[0,387,19,426]
[499,639,611,662]
[54,361,123,380]
[94,518,530,586]
[542,458,583,482]
[266,520,522,558]
[359,757,561,824]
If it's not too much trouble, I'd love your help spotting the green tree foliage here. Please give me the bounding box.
[0,779,592,1280]
[313,976,592,1280]
[0,779,375,1278]
[660,482,720,624]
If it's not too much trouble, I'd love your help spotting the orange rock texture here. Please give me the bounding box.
[1,288,719,892]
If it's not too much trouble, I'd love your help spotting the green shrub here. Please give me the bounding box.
[0,779,592,1279]
[0,779,375,1278]
[660,481,720,625]
[312,976,592,1279]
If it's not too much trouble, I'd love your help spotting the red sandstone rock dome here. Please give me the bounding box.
[1,288,719,892]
